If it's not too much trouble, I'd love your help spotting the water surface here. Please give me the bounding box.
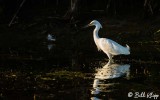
[0,37,160,100]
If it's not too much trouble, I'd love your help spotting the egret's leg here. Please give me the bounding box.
[109,58,114,63]
[111,55,115,62]
[107,53,115,63]
[106,53,112,60]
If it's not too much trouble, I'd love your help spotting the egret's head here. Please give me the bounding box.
[88,20,102,28]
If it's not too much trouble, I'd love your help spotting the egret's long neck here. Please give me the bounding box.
[93,25,100,40]
[93,24,101,51]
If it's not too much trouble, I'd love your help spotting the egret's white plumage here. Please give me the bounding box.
[87,20,130,60]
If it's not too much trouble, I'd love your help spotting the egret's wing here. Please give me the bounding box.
[99,38,128,55]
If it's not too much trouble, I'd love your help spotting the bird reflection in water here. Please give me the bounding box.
[47,44,54,51]
[47,34,56,51]
[91,60,130,99]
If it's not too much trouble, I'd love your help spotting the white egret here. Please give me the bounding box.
[86,20,130,60]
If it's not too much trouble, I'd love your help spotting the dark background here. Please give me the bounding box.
[0,0,160,62]
[0,0,160,23]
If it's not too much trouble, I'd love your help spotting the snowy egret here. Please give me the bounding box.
[47,34,56,41]
[86,20,130,60]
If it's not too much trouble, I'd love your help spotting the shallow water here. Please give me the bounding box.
[0,40,160,100]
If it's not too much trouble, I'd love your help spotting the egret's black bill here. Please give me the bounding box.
[82,24,89,28]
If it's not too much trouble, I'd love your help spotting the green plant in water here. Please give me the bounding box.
[40,70,92,81]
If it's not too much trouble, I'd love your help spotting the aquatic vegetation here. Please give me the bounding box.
[40,70,93,80]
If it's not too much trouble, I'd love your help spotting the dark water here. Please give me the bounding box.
[0,40,160,100]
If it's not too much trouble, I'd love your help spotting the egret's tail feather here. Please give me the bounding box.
[126,44,130,50]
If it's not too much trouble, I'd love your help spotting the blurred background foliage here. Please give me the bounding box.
[0,0,160,23]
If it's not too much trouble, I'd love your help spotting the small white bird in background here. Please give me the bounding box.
[86,20,130,60]
[47,34,56,41]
